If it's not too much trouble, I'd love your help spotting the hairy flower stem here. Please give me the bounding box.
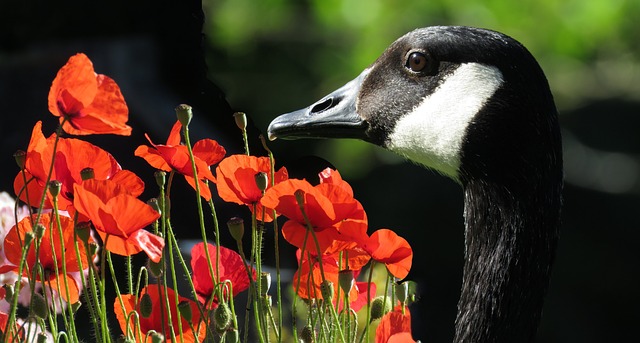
[50,199,77,339]
[296,201,347,343]
[358,262,376,343]
[261,134,284,342]
[181,125,218,302]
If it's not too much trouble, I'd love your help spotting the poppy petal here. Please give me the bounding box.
[48,53,97,118]
[364,229,413,280]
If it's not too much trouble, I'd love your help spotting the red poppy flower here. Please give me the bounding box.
[0,213,93,303]
[360,229,413,279]
[48,53,131,135]
[73,179,163,262]
[260,170,368,255]
[292,247,370,302]
[115,285,205,343]
[13,121,143,212]
[376,305,415,343]
[216,154,288,222]
[135,121,226,201]
[190,242,255,308]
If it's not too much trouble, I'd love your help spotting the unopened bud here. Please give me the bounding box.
[254,172,268,192]
[75,222,92,243]
[320,280,334,301]
[48,180,62,197]
[34,223,46,239]
[294,189,305,209]
[260,272,271,296]
[300,325,315,343]
[154,171,166,188]
[147,198,161,214]
[233,112,247,131]
[175,104,193,127]
[223,328,240,343]
[89,242,99,258]
[139,292,153,318]
[14,150,26,170]
[338,269,354,296]
[370,296,392,321]
[23,231,34,246]
[214,302,232,331]
[70,301,82,314]
[36,332,48,343]
[149,331,164,343]
[177,300,192,322]
[31,293,48,319]
[147,258,163,278]
[3,284,14,303]
[394,281,409,304]
[80,167,95,181]
[227,217,244,242]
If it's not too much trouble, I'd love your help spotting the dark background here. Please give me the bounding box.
[1,0,639,342]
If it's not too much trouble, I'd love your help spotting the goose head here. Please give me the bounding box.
[268,26,562,343]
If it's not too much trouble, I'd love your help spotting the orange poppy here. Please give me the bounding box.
[360,229,413,279]
[73,179,163,262]
[0,213,93,303]
[292,247,370,302]
[135,120,226,201]
[376,305,415,343]
[190,242,255,308]
[48,53,131,135]
[13,121,143,212]
[114,285,206,343]
[260,170,368,255]
[216,154,288,222]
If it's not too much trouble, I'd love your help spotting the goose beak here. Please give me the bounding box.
[267,69,370,141]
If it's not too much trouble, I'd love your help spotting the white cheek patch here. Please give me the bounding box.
[387,63,504,179]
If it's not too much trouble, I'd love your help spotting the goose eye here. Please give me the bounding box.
[406,52,427,72]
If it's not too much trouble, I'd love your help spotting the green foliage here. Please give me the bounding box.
[203,0,640,177]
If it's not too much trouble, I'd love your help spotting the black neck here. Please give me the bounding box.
[453,175,561,343]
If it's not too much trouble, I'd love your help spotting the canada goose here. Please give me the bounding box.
[267,26,562,343]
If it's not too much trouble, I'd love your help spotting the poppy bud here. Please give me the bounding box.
[260,272,271,296]
[254,172,269,192]
[177,300,192,322]
[233,112,247,131]
[48,180,62,198]
[370,296,392,322]
[227,217,244,242]
[80,167,95,181]
[395,281,414,305]
[154,171,166,188]
[23,231,34,246]
[71,301,82,314]
[294,189,306,209]
[338,269,355,296]
[36,332,48,343]
[300,325,315,343]
[175,104,193,127]
[34,223,46,239]
[147,258,164,278]
[147,198,161,215]
[214,302,232,331]
[89,242,99,259]
[3,284,14,303]
[320,280,334,302]
[31,293,48,319]
[149,331,164,343]
[223,328,240,343]
[261,295,272,314]
[14,150,26,170]
[139,292,153,318]
[117,334,135,343]
[75,222,92,243]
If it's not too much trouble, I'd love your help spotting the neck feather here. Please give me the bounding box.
[453,177,561,343]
